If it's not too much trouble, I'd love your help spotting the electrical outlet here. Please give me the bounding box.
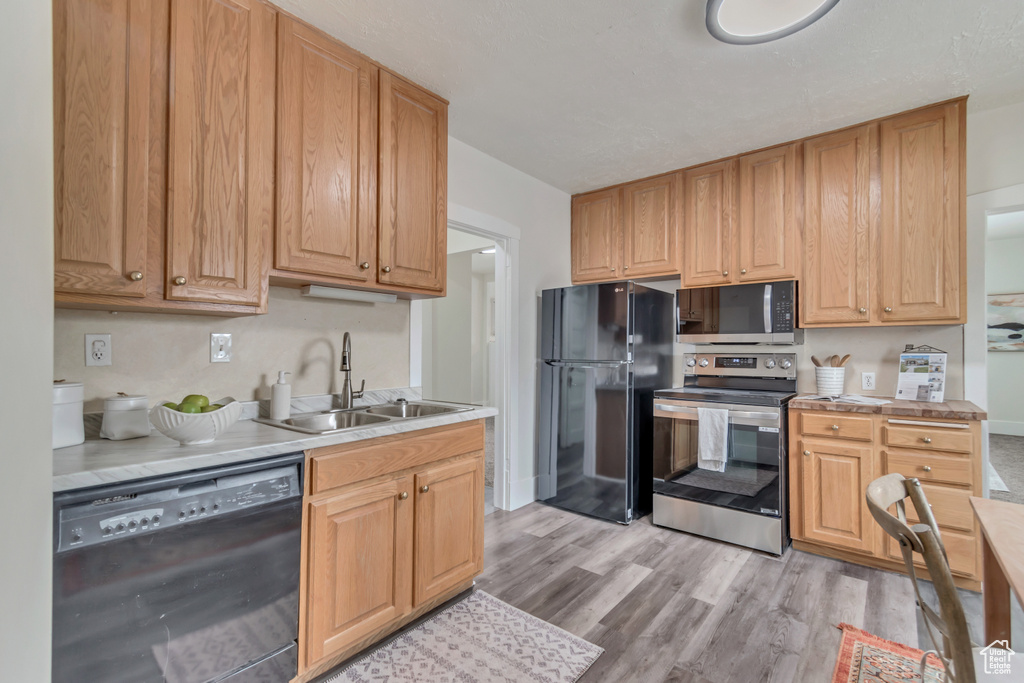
[210,333,232,363]
[85,334,112,366]
[862,372,876,391]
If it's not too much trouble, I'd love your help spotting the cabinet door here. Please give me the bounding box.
[571,188,620,283]
[378,72,447,292]
[275,17,377,281]
[53,0,154,298]
[622,174,681,278]
[799,439,875,553]
[165,0,274,306]
[879,101,963,323]
[802,125,873,325]
[306,475,413,666]
[413,455,483,606]
[682,159,736,287]
[737,143,799,282]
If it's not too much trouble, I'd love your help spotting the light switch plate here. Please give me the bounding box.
[85,334,112,366]
[862,372,876,391]
[210,333,232,363]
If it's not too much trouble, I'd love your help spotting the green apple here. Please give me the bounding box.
[200,405,221,413]
[181,394,210,408]
[162,402,178,410]
[177,402,202,414]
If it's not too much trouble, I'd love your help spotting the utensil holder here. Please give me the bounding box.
[815,367,845,397]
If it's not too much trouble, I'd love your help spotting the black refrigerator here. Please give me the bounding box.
[537,281,674,524]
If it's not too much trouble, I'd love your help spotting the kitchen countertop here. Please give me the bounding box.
[788,396,986,421]
[53,401,498,493]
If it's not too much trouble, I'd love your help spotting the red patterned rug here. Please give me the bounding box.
[831,623,946,683]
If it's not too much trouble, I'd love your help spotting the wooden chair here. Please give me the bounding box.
[865,473,977,682]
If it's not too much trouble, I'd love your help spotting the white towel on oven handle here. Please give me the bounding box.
[697,407,729,472]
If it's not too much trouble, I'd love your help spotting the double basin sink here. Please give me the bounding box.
[259,400,471,435]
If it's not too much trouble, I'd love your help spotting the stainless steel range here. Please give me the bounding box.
[651,352,797,555]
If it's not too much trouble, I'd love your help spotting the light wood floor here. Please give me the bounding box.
[478,502,955,683]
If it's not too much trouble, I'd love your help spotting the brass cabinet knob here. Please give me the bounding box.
[740,268,747,275]
[420,485,429,493]
[922,465,932,473]
[624,266,629,270]
[360,262,370,269]
[884,306,893,313]
[611,267,616,272]
[129,271,144,281]
[382,266,391,273]
[831,425,839,431]
[398,491,408,500]
[803,450,811,456]
[859,307,867,314]
[173,276,187,286]
[922,437,932,444]
[723,271,729,277]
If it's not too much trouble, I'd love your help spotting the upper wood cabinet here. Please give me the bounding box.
[737,143,800,282]
[622,174,682,278]
[802,125,874,325]
[878,101,964,324]
[378,72,448,293]
[682,160,736,287]
[53,0,153,299]
[275,17,377,283]
[165,0,274,307]
[571,188,621,283]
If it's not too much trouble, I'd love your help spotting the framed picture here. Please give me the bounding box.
[988,293,1024,351]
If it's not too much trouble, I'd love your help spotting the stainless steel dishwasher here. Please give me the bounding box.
[52,453,304,683]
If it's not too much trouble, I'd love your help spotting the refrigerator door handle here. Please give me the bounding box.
[543,360,632,368]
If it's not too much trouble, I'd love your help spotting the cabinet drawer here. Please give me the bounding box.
[886,529,977,578]
[890,482,975,533]
[884,451,973,488]
[310,421,484,494]
[882,422,973,454]
[800,413,873,441]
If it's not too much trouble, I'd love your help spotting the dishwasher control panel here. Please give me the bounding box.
[57,464,300,552]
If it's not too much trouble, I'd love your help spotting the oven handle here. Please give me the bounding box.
[654,403,778,422]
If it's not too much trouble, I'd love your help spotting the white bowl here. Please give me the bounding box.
[149,397,242,445]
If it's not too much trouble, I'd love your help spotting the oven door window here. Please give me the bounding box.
[653,409,782,517]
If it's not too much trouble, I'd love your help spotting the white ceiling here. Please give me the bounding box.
[276,0,1024,194]
[987,208,1024,241]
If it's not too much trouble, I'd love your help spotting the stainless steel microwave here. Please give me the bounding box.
[676,280,803,344]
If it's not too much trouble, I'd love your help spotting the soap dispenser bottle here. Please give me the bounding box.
[270,371,292,420]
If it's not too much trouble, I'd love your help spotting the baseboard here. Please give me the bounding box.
[508,476,537,510]
[989,420,1024,437]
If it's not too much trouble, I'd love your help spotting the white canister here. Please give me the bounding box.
[53,381,85,449]
[815,367,846,397]
[100,394,151,441]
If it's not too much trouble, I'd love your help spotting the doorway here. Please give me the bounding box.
[411,212,519,513]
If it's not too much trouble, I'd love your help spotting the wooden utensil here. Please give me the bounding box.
[830,355,840,367]
[838,354,852,367]
[811,356,823,368]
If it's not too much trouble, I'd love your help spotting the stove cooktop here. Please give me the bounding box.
[654,385,798,407]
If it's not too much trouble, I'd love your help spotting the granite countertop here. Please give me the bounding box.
[53,394,497,493]
[788,396,986,421]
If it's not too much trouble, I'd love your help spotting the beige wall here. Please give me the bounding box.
[55,287,410,411]
[967,100,1024,196]
[0,0,54,677]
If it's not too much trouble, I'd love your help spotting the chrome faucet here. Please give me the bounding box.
[338,332,365,409]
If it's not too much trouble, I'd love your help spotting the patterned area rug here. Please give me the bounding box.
[327,590,603,683]
[830,623,945,683]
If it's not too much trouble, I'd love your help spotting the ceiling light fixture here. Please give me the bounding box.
[706,0,840,45]
[300,285,398,304]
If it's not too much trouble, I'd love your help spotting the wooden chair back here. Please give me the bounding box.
[865,473,976,683]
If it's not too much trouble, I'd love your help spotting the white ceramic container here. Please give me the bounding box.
[53,381,85,449]
[100,394,151,440]
[815,367,846,397]
[149,397,241,446]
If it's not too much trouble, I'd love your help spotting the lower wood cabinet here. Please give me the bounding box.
[790,409,982,590]
[299,421,485,679]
